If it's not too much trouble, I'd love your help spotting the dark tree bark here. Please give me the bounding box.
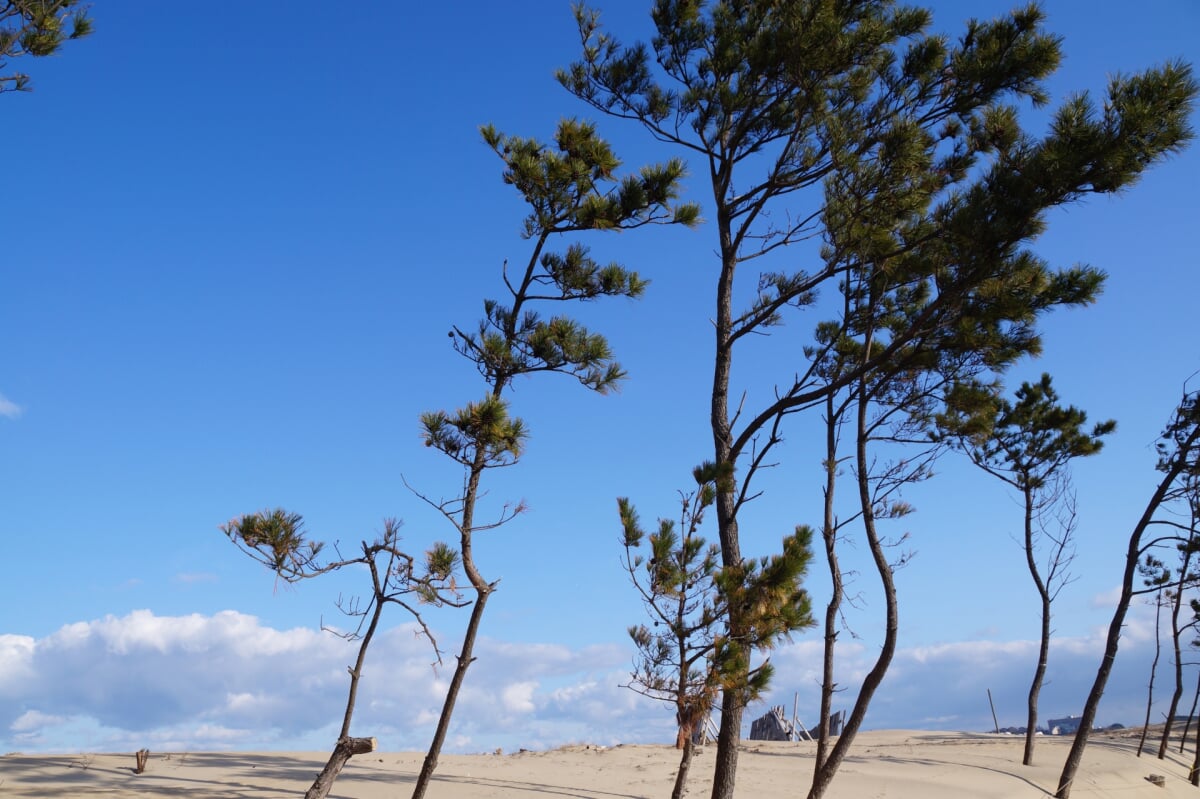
[1056,409,1200,798]
[304,737,376,799]
[1136,590,1164,757]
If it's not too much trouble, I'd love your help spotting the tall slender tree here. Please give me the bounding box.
[1,0,91,93]
[1057,388,1200,798]
[562,3,1196,797]
[939,374,1113,765]
[409,119,697,799]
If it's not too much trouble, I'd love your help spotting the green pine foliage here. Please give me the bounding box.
[1,0,92,93]
[408,119,697,799]
[561,2,1196,797]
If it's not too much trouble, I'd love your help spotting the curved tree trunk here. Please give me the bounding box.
[1024,486,1051,766]
[672,734,696,799]
[304,737,376,799]
[808,381,898,799]
[1055,421,1200,799]
[412,454,493,799]
[305,563,387,799]
[1158,539,1194,758]
[1136,591,1163,757]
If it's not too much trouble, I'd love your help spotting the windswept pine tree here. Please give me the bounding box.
[1057,387,1200,797]
[1,0,91,93]
[938,374,1114,765]
[222,510,464,799]
[560,3,1196,797]
[408,119,698,799]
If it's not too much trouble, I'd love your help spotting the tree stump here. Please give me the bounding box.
[134,748,150,774]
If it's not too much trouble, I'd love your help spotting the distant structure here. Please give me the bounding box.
[749,706,837,741]
[750,706,794,741]
[1048,716,1082,735]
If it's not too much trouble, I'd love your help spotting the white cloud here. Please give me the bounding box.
[10,710,65,732]
[0,392,21,419]
[0,608,1175,755]
[501,682,537,714]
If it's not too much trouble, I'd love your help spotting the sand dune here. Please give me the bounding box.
[2,729,1196,798]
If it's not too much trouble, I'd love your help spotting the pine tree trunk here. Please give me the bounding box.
[411,588,490,799]
[808,381,898,799]
[1023,486,1051,766]
[304,737,376,799]
[709,209,744,799]
[1055,422,1200,799]
[815,395,842,774]
[1158,542,1193,758]
[1180,670,1200,754]
[1135,592,1161,757]
[1024,592,1051,765]
[710,690,742,799]
[672,734,695,799]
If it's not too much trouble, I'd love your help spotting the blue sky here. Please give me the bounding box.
[2,0,1198,755]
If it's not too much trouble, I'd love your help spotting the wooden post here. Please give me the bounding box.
[988,689,1000,734]
[134,748,150,774]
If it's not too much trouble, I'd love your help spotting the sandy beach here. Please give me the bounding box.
[2,728,1196,798]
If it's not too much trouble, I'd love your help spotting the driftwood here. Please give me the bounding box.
[134,748,150,774]
[304,736,376,799]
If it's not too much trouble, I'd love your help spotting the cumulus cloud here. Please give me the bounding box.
[0,392,21,419]
[0,607,1170,754]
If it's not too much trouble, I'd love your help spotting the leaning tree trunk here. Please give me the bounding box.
[412,454,494,799]
[305,737,376,799]
[306,558,387,799]
[808,381,899,799]
[672,734,696,799]
[1136,590,1164,757]
[1158,540,1194,758]
[411,573,492,799]
[1181,670,1200,754]
[1055,421,1200,799]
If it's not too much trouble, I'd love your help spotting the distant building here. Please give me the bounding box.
[1048,716,1082,735]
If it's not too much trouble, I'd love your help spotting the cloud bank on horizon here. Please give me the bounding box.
[1,603,1163,755]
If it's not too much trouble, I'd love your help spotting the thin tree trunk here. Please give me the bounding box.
[1137,590,1163,757]
[1055,421,1200,799]
[1024,486,1051,766]
[1180,668,1200,754]
[1192,705,1200,786]
[672,734,695,799]
[808,379,898,799]
[305,554,387,799]
[304,737,376,799]
[1158,540,1194,758]
[815,393,842,774]
[412,453,492,799]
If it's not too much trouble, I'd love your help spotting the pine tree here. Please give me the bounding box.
[1057,388,1200,797]
[940,374,1113,765]
[222,510,463,799]
[408,119,697,799]
[1,0,91,93]
[561,3,1196,797]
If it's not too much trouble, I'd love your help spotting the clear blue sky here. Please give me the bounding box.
[1,0,1198,755]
